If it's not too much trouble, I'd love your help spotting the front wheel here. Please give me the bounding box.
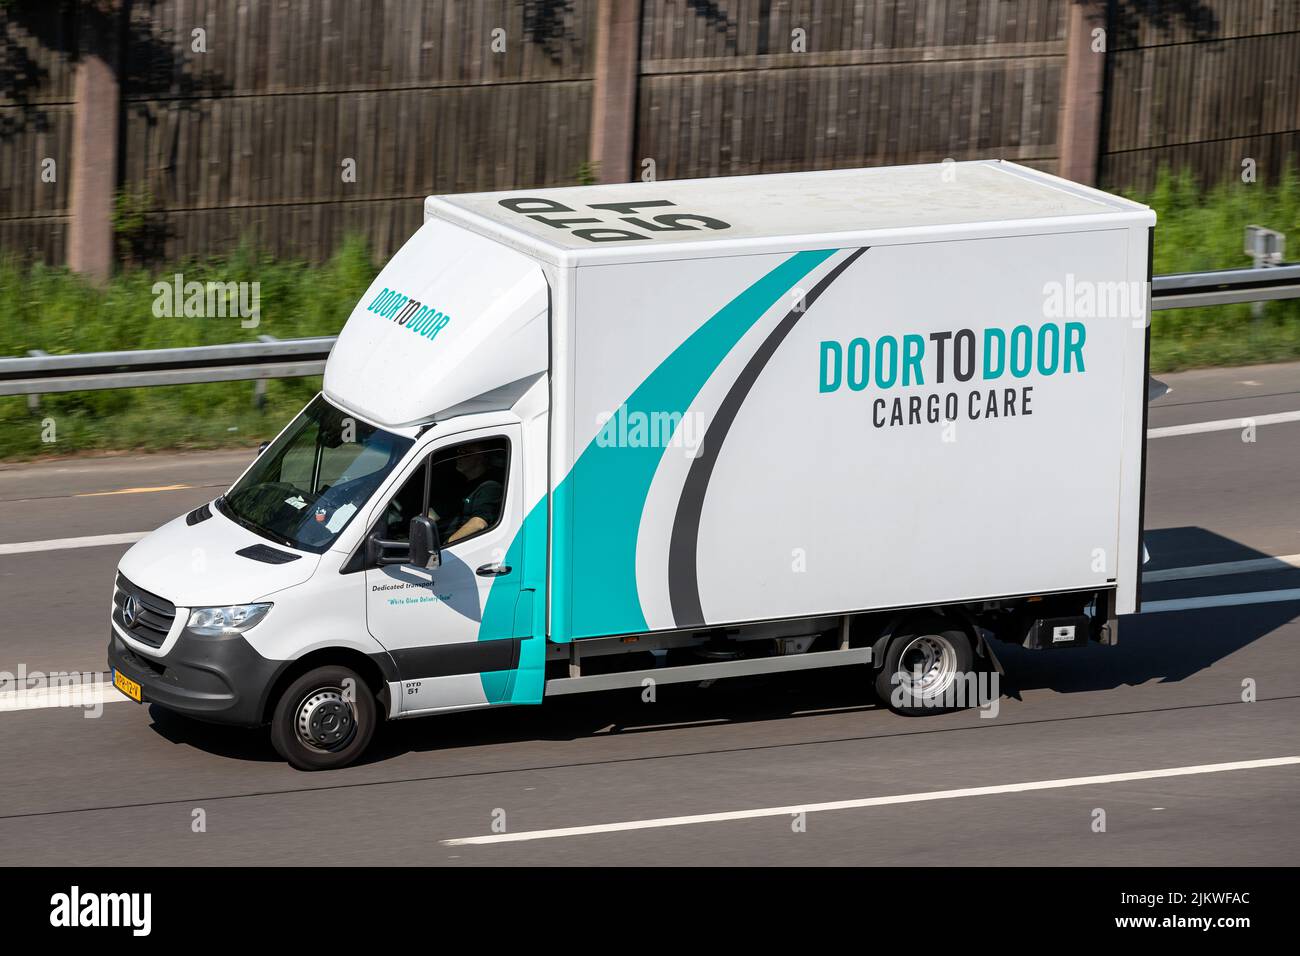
[874,617,974,715]
[270,665,376,770]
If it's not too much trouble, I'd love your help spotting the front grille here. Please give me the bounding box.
[113,573,176,648]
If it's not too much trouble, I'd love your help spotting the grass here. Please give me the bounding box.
[0,236,377,460]
[1132,167,1300,371]
[1,169,1299,459]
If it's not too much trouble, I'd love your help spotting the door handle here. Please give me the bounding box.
[476,563,512,577]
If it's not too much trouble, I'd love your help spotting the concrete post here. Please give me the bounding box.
[588,0,641,184]
[67,2,123,282]
[1057,0,1108,186]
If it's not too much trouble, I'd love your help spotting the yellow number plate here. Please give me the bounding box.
[113,670,142,703]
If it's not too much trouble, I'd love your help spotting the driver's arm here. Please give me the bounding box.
[447,515,486,543]
[447,478,503,544]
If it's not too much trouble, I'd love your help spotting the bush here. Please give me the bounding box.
[1131,166,1300,371]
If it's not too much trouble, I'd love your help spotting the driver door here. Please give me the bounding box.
[363,425,525,714]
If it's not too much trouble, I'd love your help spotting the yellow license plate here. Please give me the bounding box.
[113,670,142,703]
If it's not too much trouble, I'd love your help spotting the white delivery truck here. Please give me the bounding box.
[109,160,1155,769]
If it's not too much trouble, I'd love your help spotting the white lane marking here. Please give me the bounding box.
[0,680,130,712]
[1144,553,1300,583]
[0,532,147,555]
[1148,409,1300,439]
[442,756,1300,846]
[1142,588,1300,614]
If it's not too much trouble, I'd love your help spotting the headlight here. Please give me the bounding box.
[186,603,272,637]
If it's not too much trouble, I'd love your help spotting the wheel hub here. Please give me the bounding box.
[296,688,356,751]
[898,635,958,698]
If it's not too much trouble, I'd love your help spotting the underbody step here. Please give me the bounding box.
[544,646,872,697]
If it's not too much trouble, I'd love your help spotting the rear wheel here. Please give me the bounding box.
[875,617,974,715]
[270,665,376,770]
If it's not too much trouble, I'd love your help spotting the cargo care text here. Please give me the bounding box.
[818,321,1085,429]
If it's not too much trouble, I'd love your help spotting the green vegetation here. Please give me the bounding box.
[0,236,376,459]
[1131,167,1300,371]
[1,169,1299,459]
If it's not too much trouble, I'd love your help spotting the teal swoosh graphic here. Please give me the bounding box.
[478,496,548,704]
[478,248,837,703]
[559,249,836,641]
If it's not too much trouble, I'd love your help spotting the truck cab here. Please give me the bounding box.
[110,216,552,769]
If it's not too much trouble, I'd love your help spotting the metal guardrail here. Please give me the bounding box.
[1151,263,1300,311]
[0,337,334,397]
[1,266,1298,399]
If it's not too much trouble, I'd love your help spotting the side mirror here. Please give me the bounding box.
[408,515,441,570]
[366,531,410,567]
[257,441,270,456]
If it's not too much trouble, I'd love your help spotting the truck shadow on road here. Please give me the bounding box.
[364,669,886,766]
[145,705,281,763]
[995,526,1300,697]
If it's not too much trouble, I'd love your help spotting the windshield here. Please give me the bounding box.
[220,395,414,552]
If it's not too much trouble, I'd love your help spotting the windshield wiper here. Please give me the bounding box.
[215,495,299,550]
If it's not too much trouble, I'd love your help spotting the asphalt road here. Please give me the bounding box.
[1,362,1298,865]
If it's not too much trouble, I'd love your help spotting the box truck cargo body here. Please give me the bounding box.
[108,161,1155,769]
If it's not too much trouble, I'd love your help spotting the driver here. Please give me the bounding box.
[446,442,504,543]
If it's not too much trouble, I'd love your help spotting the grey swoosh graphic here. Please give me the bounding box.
[667,247,869,628]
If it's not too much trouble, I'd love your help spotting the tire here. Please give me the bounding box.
[874,617,975,716]
[270,665,376,771]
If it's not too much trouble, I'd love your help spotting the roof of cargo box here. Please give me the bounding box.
[425,160,1153,266]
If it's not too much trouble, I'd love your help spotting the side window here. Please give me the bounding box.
[431,437,509,547]
[373,437,509,550]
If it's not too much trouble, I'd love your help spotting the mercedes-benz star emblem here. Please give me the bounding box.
[122,595,141,628]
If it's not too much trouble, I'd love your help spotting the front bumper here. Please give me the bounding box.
[108,627,286,727]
